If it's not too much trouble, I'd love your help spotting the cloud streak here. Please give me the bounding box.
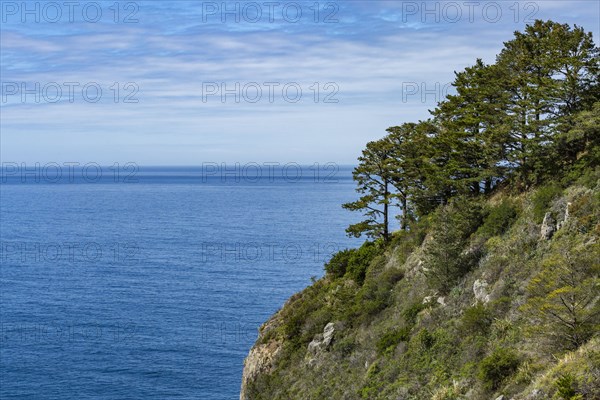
[1,0,598,164]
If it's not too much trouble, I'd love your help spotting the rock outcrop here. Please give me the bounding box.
[240,338,281,400]
[540,212,556,240]
[240,314,284,400]
[473,279,491,304]
[307,322,336,355]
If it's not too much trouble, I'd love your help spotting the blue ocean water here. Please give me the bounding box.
[0,165,360,399]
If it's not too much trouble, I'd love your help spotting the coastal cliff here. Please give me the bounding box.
[240,177,600,400]
[239,20,600,400]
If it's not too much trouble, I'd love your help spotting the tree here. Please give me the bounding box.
[385,121,433,229]
[433,60,510,194]
[343,138,395,241]
[496,20,599,185]
[421,198,483,293]
[555,101,600,174]
[523,237,600,350]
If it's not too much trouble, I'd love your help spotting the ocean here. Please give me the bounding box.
[0,165,360,399]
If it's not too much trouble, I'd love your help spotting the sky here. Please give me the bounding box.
[1,0,599,165]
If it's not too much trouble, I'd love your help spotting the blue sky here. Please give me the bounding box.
[1,0,599,165]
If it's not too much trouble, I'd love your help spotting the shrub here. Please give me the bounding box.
[477,200,519,238]
[402,302,427,326]
[568,188,600,234]
[461,303,493,335]
[333,335,356,357]
[554,374,581,400]
[422,198,484,292]
[380,267,404,286]
[376,327,411,355]
[532,184,563,222]
[278,281,332,349]
[351,265,403,324]
[346,241,381,284]
[478,348,520,390]
[416,328,435,350]
[354,275,393,322]
[325,249,355,278]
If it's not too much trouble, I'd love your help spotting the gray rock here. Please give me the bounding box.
[557,202,571,231]
[322,322,335,347]
[541,212,556,240]
[307,334,324,354]
[527,389,544,399]
[473,279,490,304]
[307,322,336,355]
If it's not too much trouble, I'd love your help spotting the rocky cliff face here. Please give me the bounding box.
[240,313,283,400]
[240,183,599,400]
[240,338,281,400]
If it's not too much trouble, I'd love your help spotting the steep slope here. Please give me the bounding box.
[240,172,599,400]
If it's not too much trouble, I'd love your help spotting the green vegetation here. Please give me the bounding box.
[242,20,599,400]
[478,348,521,390]
[342,20,599,242]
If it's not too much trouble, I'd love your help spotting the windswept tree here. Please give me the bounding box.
[433,60,510,194]
[343,138,395,241]
[496,20,599,185]
[523,237,600,350]
[344,20,598,241]
[386,122,425,230]
[556,101,600,171]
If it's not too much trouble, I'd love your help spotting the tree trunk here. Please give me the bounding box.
[383,181,389,241]
[401,196,408,231]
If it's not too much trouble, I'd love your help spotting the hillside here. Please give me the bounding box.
[240,174,599,399]
[240,20,600,400]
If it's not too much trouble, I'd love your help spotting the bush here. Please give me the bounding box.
[478,348,520,390]
[346,241,381,284]
[351,265,403,324]
[353,276,392,322]
[461,303,493,335]
[477,200,519,238]
[554,374,581,400]
[416,328,435,350]
[324,249,355,278]
[380,267,404,287]
[278,281,332,349]
[402,302,427,326]
[332,335,356,357]
[376,327,411,355]
[532,184,563,222]
[422,198,484,292]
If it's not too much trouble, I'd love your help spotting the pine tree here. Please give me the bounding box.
[343,138,395,241]
[433,60,510,194]
[496,20,599,185]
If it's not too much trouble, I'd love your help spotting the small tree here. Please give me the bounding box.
[523,237,600,350]
[343,138,395,241]
[421,198,483,293]
[386,121,434,230]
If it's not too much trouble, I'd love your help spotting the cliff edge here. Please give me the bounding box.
[241,177,600,400]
